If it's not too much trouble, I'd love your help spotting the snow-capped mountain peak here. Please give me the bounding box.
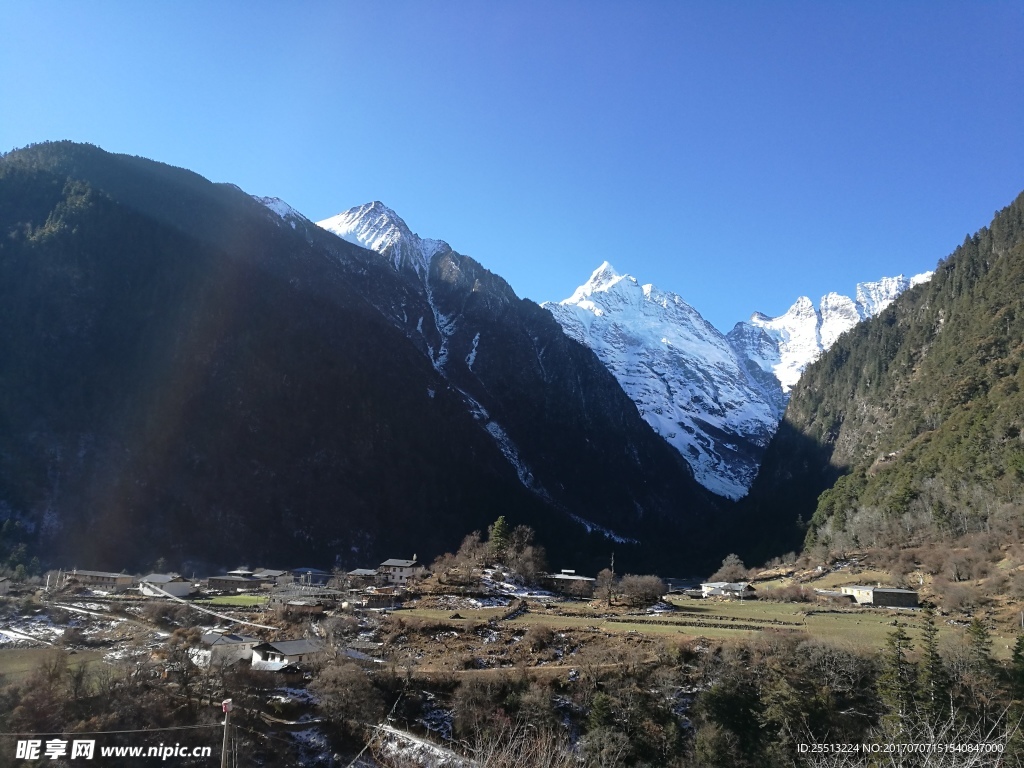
[729,271,934,392]
[855,273,933,316]
[317,202,449,276]
[544,265,782,500]
[566,261,628,299]
[254,196,310,230]
[547,262,933,500]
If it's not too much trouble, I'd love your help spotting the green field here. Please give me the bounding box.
[194,595,268,607]
[401,596,1009,655]
[0,648,104,684]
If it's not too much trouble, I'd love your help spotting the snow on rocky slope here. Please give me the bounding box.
[315,204,705,543]
[728,273,934,391]
[545,265,932,499]
[543,263,782,500]
[315,198,933,502]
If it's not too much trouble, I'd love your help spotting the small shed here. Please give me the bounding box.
[208,574,261,592]
[346,568,379,587]
[541,570,597,595]
[191,631,261,667]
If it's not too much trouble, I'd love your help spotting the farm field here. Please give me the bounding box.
[194,595,268,607]
[0,648,104,684]
[401,595,1011,656]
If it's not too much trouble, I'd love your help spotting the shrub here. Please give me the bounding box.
[760,584,813,602]
[523,624,554,652]
[708,554,747,582]
[619,575,666,607]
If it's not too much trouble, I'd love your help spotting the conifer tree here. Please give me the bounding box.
[963,618,999,725]
[917,607,950,723]
[1010,634,1024,702]
[487,515,510,564]
[1006,634,1024,764]
[878,621,916,732]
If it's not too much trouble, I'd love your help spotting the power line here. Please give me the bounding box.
[0,724,222,737]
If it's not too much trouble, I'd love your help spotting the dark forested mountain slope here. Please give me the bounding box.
[0,142,720,573]
[315,203,718,541]
[742,190,1024,555]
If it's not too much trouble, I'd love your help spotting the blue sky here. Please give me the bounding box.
[2,2,1022,331]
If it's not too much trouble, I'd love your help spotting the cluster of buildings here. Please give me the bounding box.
[58,556,428,603]
[690,579,920,608]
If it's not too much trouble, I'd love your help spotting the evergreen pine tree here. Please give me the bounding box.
[917,607,950,723]
[963,618,999,725]
[878,621,916,733]
[1006,634,1024,764]
[487,515,510,565]
[1010,634,1024,702]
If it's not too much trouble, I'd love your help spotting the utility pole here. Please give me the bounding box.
[220,699,232,768]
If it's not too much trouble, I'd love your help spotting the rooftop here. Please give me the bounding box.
[256,638,323,656]
[72,570,131,579]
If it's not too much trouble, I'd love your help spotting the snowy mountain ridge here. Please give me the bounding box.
[309,198,931,502]
[730,272,934,391]
[543,263,782,500]
[318,201,449,277]
[546,264,932,499]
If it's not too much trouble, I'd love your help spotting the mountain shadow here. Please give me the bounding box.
[0,142,725,574]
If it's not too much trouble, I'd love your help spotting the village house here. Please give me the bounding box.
[839,585,919,607]
[541,570,597,595]
[207,574,261,592]
[378,557,425,586]
[253,569,293,587]
[68,569,135,593]
[346,568,379,587]
[251,638,324,669]
[139,573,195,598]
[700,581,756,599]
[190,630,261,667]
[349,588,397,610]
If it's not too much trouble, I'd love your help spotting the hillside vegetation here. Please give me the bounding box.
[747,190,1024,556]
